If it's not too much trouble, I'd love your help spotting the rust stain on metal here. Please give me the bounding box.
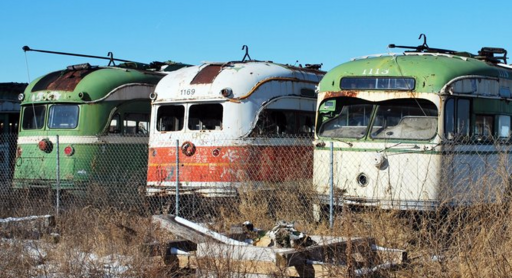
[32,69,96,92]
[323,91,359,98]
[190,65,222,84]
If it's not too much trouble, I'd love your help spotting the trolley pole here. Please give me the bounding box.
[329,141,334,229]
[175,139,180,216]
[56,135,60,216]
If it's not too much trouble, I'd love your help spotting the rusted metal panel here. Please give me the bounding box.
[190,65,222,84]
[32,69,97,92]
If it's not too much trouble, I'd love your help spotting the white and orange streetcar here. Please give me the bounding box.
[146,59,325,200]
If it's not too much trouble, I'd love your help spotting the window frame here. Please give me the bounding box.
[21,105,46,130]
[47,104,79,129]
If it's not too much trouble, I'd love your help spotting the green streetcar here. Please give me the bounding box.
[314,36,512,211]
[13,49,188,195]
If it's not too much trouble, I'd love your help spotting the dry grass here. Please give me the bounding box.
[3,179,512,277]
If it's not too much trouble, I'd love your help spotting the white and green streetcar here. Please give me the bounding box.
[13,47,188,195]
[314,37,512,211]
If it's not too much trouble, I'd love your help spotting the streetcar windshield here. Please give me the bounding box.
[21,105,46,130]
[318,98,438,140]
[370,99,437,140]
[318,102,373,139]
[48,104,79,129]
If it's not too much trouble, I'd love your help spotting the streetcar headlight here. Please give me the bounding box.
[220,87,233,98]
[18,93,25,101]
[78,92,88,100]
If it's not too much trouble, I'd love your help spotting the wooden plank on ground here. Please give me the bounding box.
[152,215,248,245]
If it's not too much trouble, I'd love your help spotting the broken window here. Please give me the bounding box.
[251,109,315,137]
[156,105,185,132]
[188,104,223,131]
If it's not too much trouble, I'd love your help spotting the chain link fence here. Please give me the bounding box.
[2,133,320,222]
[3,132,512,223]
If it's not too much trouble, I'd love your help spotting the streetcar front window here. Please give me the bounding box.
[156,105,184,132]
[48,105,79,129]
[318,98,438,140]
[318,103,373,139]
[22,105,46,130]
[370,99,438,140]
[189,104,223,131]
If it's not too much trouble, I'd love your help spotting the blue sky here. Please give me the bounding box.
[1,0,511,83]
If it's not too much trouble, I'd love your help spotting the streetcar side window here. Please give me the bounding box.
[457,99,470,137]
[188,104,223,131]
[473,115,494,141]
[124,113,150,135]
[298,113,315,135]
[445,98,470,140]
[156,105,185,132]
[251,109,315,137]
[498,115,511,138]
[21,105,46,130]
[109,114,121,134]
[48,104,79,129]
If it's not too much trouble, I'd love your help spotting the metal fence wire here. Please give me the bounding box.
[3,133,512,223]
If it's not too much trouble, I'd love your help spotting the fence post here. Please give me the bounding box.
[56,135,60,216]
[329,141,334,229]
[175,139,180,216]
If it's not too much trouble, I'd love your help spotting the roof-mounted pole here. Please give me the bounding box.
[22,46,139,65]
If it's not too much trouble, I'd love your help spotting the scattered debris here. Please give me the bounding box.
[151,215,408,277]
